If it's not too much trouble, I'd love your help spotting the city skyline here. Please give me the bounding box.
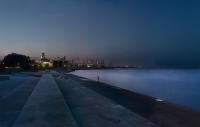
[1,0,200,67]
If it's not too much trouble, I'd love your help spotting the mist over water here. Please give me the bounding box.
[71,69,200,110]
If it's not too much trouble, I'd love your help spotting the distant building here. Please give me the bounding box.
[40,52,52,68]
[41,52,45,59]
[53,57,68,68]
[41,52,49,62]
[53,56,106,69]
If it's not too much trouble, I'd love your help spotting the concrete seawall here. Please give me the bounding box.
[1,73,200,127]
[56,77,157,127]
[64,74,200,127]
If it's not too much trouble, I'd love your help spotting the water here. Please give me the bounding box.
[71,68,200,110]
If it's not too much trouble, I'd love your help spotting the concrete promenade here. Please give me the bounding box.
[10,74,158,127]
[0,77,39,127]
[56,77,158,127]
[1,73,199,127]
[12,74,78,127]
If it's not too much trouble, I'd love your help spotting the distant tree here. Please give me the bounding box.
[1,53,31,70]
[0,60,3,70]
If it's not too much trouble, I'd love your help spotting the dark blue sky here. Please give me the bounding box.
[0,0,200,67]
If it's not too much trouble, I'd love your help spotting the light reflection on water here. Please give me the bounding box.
[71,69,200,110]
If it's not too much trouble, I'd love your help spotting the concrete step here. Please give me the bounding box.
[12,74,78,127]
[0,77,39,127]
[56,78,158,127]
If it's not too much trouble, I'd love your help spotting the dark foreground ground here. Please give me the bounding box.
[0,72,200,127]
[65,74,200,127]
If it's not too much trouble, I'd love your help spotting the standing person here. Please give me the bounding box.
[97,73,100,82]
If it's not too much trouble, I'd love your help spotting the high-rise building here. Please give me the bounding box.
[41,52,45,60]
[40,52,52,68]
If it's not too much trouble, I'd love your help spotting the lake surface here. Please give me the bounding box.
[71,69,200,110]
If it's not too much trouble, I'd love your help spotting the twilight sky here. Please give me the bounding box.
[0,0,200,67]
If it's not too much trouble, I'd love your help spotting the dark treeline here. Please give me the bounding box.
[0,53,32,70]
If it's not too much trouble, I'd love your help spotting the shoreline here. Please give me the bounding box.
[66,74,200,127]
